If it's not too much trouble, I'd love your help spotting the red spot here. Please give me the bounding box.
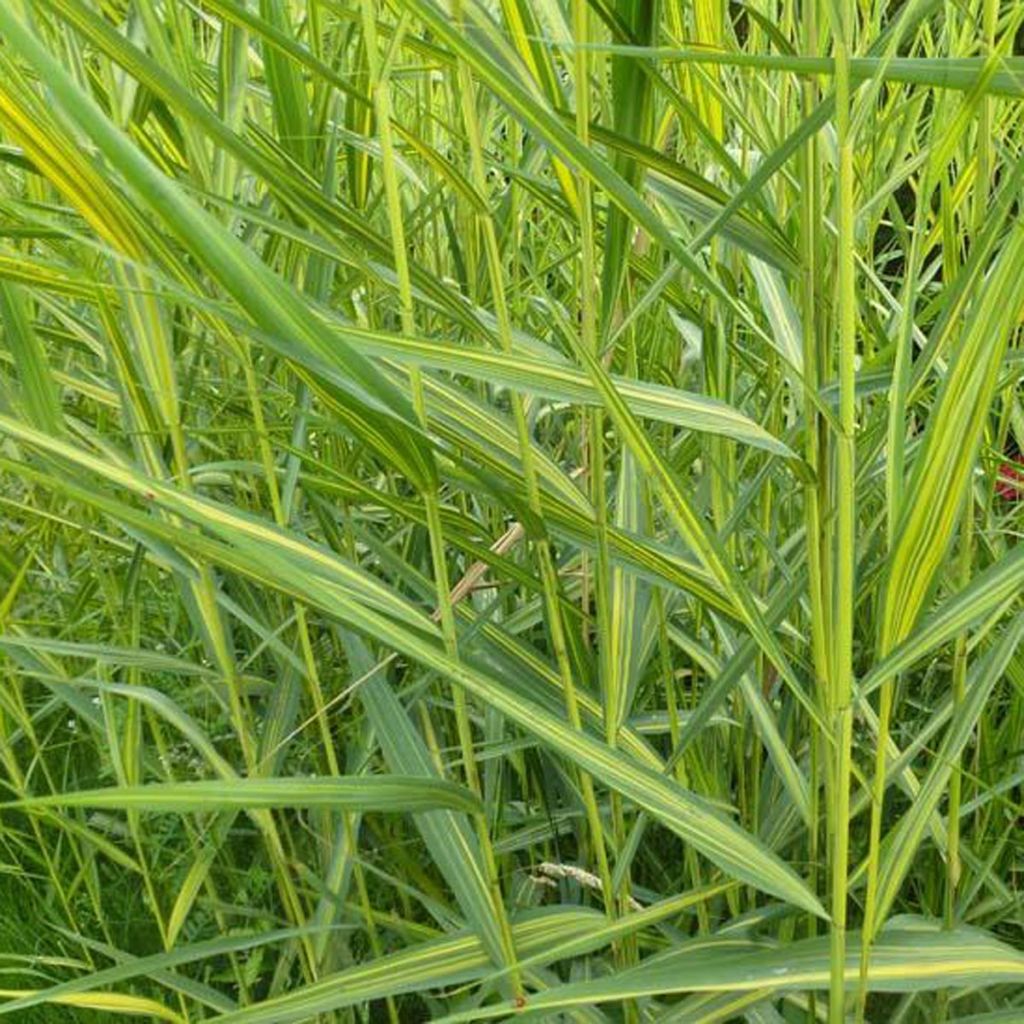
[996,452,1024,501]
[514,995,527,1009]
[143,490,156,501]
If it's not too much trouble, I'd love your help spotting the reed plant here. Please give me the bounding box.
[0,0,1023,1020]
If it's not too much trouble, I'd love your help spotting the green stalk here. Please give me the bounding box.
[974,0,997,236]
[944,501,973,926]
[943,0,993,965]
[655,586,709,932]
[360,5,520,994]
[860,55,940,1024]
[451,0,614,925]
[830,0,857,1019]
[799,28,829,1019]
[572,0,620,927]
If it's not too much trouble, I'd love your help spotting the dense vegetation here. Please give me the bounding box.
[0,0,1022,1020]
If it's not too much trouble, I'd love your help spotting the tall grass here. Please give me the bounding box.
[0,0,1023,1020]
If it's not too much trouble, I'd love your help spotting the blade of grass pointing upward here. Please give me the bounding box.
[538,279,826,739]
[0,28,328,981]
[359,4,521,988]
[3,1,1024,1019]
[829,0,859,1021]
[571,0,619,932]
[0,282,63,435]
[0,4,436,492]
[450,8,623,958]
[860,220,1024,1017]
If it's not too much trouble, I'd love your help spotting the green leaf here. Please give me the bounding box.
[432,921,1024,1020]
[881,224,1024,650]
[0,928,319,1018]
[204,909,602,1023]
[872,616,1024,923]
[0,4,437,490]
[7,775,483,816]
[0,282,63,434]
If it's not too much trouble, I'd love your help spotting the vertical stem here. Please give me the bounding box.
[572,0,622,931]
[945,0,995,940]
[450,2,614,942]
[450,0,615,926]
[655,586,709,932]
[832,0,857,1019]
[361,4,520,993]
[799,26,829,1020]
[858,675,890,1021]
[945,501,973,926]
[974,0,997,236]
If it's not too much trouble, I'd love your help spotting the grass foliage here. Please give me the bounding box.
[0,0,1023,1020]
